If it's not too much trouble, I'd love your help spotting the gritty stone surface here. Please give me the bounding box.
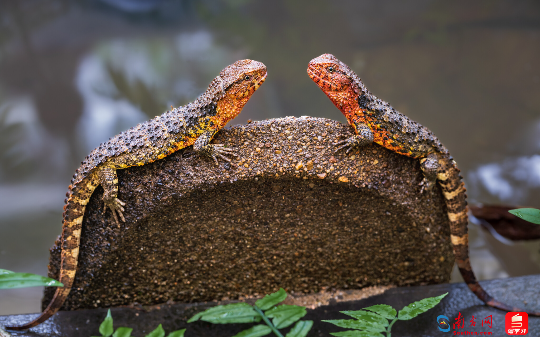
[44,117,454,311]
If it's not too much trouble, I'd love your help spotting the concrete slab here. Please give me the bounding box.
[2,275,539,336]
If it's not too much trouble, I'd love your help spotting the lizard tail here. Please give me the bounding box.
[6,176,98,330]
[437,157,540,317]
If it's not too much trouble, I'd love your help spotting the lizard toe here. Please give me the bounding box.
[201,144,237,164]
[216,153,232,162]
[116,208,126,222]
[111,210,119,225]
[419,178,435,193]
[215,145,237,155]
[335,144,351,154]
[104,198,126,223]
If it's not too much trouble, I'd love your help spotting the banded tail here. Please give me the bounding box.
[6,176,99,330]
[438,157,540,316]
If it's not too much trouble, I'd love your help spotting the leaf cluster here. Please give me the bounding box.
[0,269,63,289]
[188,288,312,337]
[323,293,447,337]
[90,289,448,336]
[93,310,185,337]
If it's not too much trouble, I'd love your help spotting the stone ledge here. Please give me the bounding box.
[3,275,539,336]
[42,116,454,311]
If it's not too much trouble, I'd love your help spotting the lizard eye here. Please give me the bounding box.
[244,75,251,81]
[327,66,335,73]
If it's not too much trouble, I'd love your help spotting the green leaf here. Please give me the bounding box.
[99,310,114,337]
[232,325,272,337]
[509,208,540,225]
[0,272,64,289]
[397,293,448,320]
[330,331,385,337]
[340,310,388,327]
[166,329,186,337]
[145,324,165,337]
[188,303,261,324]
[362,304,397,320]
[322,320,386,333]
[255,288,287,310]
[113,327,133,337]
[187,309,206,323]
[285,320,313,337]
[265,305,307,329]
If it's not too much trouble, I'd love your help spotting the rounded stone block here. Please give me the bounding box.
[44,117,454,310]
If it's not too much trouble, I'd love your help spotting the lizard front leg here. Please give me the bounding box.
[97,166,126,224]
[193,129,237,165]
[335,122,374,154]
[419,153,439,193]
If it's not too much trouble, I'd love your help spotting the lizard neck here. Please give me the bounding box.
[211,94,249,129]
[324,85,371,129]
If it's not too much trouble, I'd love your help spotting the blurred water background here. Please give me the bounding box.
[1,0,539,315]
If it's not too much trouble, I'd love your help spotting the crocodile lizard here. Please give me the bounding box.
[307,53,539,316]
[7,59,267,330]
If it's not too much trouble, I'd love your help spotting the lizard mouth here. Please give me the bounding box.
[254,72,267,90]
[307,65,321,82]
[307,65,340,92]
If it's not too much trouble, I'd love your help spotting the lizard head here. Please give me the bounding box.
[208,59,266,123]
[219,59,267,101]
[308,54,367,109]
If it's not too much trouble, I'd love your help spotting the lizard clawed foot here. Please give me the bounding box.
[204,144,238,166]
[103,197,126,224]
[335,135,366,154]
[419,177,436,193]
[419,155,438,193]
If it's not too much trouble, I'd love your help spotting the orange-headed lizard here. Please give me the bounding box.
[307,53,539,316]
[7,59,267,330]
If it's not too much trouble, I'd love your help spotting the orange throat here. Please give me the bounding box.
[323,86,367,127]
[212,95,249,128]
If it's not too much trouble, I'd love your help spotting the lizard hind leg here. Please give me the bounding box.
[419,153,439,193]
[335,122,374,154]
[97,166,126,224]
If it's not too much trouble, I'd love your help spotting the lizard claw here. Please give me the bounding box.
[334,135,368,154]
[204,144,238,166]
[103,197,126,224]
[419,177,435,193]
[334,143,351,154]
[335,139,350,146]
[213,144,237,154]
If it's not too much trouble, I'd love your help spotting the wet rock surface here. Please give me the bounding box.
[3,275,539,336]
[43,116,454,311]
